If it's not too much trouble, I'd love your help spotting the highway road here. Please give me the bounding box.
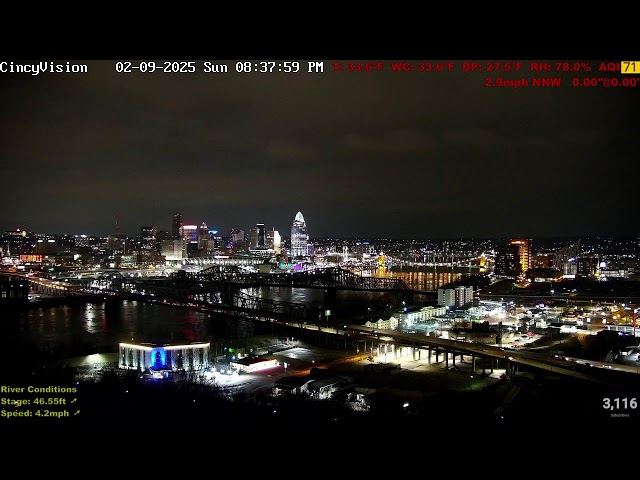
[337,325,639,383]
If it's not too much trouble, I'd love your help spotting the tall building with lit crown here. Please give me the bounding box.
[509,239,531,276]
[197,222,209,250]
[179,224,198,257]
[290,211,309,258]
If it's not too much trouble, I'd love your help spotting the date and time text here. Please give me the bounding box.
[0,60,637,89]
[111,60,639,88]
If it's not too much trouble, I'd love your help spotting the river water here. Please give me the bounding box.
[3,269,467,368]
[367,266,466,291]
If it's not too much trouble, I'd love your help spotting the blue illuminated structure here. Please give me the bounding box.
[150,347,167,369]
[119,342,210,374]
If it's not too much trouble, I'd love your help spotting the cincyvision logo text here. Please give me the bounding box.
[0,61,89,75]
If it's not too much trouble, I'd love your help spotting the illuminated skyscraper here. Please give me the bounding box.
[495,244,520,277]
[230,228,244,244]
[197,222,209,250]
[179,224,198,257]
[207,229,222,251]
[140,226,156,250]
[230,228,246,251]
[265,228,282,254]
[250,223,266,248]
[161,239,185,261]
[273,230,281,254]
[509,239,531,276]
[290,211,309,258]
[180,224,198,244]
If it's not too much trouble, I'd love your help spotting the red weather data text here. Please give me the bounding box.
[330,62,637,88]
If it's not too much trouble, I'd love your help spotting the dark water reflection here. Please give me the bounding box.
[4,300,272,369]
[3,270,468,368]
[368,267,465,291]
[241,269,467,317]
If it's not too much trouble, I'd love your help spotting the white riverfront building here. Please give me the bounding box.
[398,305,448,326]
[119,342,210,373]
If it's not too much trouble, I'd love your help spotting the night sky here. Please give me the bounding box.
[1,58,638,239]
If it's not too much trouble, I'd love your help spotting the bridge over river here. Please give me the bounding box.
[54,266,433,316]
[14,271,640,385]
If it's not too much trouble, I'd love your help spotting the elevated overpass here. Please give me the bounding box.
[343,325,637,385]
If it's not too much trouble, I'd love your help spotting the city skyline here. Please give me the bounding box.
[1,59,638,239]
[4,213,639,244]
[4,217,640,242]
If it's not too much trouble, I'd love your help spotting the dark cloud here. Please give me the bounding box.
[1,59,638,238]
[339,129,438,153]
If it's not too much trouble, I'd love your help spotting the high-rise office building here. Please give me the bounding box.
[230,228,244,245]
[161,239,185,261]
[229,228,246,251]
[180,225,198,244]
[273,230,281,254]
[107,234,126,253]
[256,223,265,248]
[577,257,598,278]
[197,222,209,250]
[495,243,521,277]
[204,229,223,252]
[156,230,171,243]
[179,224,198,257]
[172,213,182,239]
[290,211,309,258]
[265,228,282,254]
[140,226,156,250]
[509,239,531,276]
[155,230,171,253]
[250,223,266,248]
